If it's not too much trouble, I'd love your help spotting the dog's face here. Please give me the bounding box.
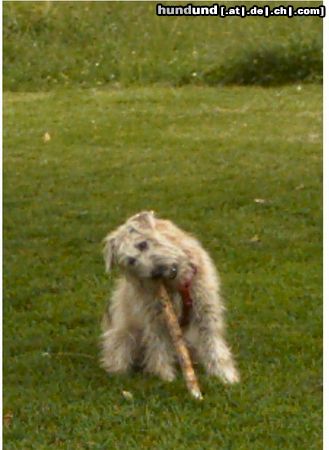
[103,211,189,281]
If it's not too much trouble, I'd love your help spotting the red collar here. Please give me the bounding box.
[178,265,197,327]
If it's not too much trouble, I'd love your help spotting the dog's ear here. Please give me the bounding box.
[103,232,117,273]
[132,211,156,229]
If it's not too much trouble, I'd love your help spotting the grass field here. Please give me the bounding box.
[4,1,322,90]
[3,84,322,449]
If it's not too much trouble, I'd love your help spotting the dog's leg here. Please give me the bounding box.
[199,330,240,384]
[193,295,240,384]
[101,327,138,374]
[141,315,177,382]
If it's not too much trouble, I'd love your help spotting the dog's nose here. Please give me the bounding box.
[151,265,166,279]
[169,264,178,279]
[151,264,178,279]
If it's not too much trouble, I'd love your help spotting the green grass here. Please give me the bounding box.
[3,84,322,449]
[3,1,322,90]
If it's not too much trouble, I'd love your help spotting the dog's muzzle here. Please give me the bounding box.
[151,263,178,280]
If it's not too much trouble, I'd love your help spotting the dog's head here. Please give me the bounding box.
[103,211,190,281]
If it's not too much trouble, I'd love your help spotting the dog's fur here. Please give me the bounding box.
[101,211,239,384]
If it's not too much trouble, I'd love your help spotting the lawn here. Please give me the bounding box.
[3,84,322,449]
[4,2,322,90]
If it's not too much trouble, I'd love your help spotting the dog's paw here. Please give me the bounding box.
[219,365,240,384]
[100,358,130,375]
[160,369,176,382]
[145,366,176,382]
[207,361,240,384]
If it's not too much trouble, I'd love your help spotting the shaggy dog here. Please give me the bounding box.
[101,211,239,384]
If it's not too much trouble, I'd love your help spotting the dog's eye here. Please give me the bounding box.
[136,241,148,251]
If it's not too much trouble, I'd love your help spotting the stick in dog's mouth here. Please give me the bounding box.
[158,284,203,400]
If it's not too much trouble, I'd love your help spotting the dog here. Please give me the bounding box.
[101,211,239,384]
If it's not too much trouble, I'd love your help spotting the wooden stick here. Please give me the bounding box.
[159,285,203,400]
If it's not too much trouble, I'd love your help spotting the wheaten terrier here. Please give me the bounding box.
[101,211,239,384]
